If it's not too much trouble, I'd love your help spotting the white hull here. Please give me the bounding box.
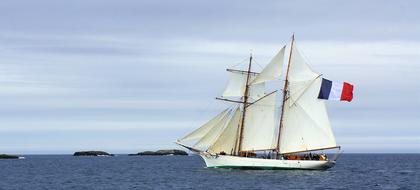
[200,153,335,170]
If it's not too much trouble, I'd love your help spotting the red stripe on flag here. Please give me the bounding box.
[340,82,353,102]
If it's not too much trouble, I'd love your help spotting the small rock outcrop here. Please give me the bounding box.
[155,149,188,155]
[0,154,19,159]
[73,151,113,156]
[130,149,188,156]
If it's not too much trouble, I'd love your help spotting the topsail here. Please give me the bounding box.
[251,46,285,85]
[222,70,265,100]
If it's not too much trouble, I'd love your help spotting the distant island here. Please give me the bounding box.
[129,149,188,156]
[73,151,114,156]
[0,154,20,159]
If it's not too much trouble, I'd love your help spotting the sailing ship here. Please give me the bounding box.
[176,35,343,170]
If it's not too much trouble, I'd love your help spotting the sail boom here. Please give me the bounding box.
[175,141,202,153]
[239,148,277,152]
[227,68,259,75]
[281,146,341,155]
[215,97,245,104]
[246,90,277,108]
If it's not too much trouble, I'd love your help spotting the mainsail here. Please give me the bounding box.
[278,43,337,154]
[241,93,278,151]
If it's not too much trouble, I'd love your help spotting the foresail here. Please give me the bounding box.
[193,109,232,149]
[178,109,229,142]
[241,92,277,151]
[222,71,265,99]
[208,107,241,154]
[251,46,285,85]
[279,44,337,154]
[222,71,247,97]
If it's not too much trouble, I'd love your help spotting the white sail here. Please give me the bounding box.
[208,107,241,154]
[251,46,285,85]
[241,92,278,151]
[249,82,265,100]
[193,109,232,149]
[222,71,247,97]
[178,109,229,142]
[222,71,265,99]
[279,44,337,154]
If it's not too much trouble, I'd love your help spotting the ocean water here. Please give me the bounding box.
[0,154,418,190]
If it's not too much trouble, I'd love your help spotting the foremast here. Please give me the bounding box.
[236,54,253,155]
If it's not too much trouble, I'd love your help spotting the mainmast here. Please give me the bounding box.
[236,54,252,155]
[276,34,295,153]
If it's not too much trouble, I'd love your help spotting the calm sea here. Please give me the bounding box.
[0,154,418,190]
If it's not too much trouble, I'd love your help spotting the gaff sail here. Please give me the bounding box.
[279,44,337,154]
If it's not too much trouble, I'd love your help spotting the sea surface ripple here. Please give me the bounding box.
[0,154,418,190]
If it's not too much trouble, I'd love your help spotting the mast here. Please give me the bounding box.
[276,34,295,153]
[236,54,253,155]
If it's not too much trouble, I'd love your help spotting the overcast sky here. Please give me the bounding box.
[0,0,418,154]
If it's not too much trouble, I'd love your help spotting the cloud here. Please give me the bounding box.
[0,0,419,153]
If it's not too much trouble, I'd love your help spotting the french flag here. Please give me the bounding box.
[318,78,354,102]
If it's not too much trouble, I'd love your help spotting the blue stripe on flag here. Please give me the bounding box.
[318,78,332,99]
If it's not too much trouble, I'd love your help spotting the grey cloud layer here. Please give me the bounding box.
[0,0,418,153]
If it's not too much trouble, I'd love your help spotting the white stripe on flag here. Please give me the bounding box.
[329,81,343,100]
